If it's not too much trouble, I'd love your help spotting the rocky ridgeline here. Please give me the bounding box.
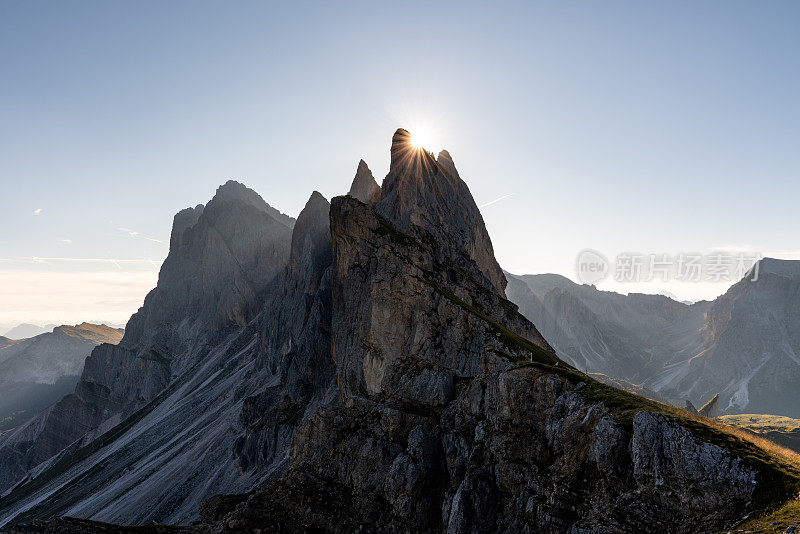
[1,131,798,533]
[506,257,800,418]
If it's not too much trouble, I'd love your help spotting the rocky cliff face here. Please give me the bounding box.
[1,131,797,534]
[331,195,553,400]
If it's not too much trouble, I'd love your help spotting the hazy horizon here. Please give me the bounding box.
[2,1,799,325]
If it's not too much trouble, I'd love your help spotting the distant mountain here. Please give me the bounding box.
[505,273,710,382]
[506,258,800,417]
[656,258,800,416]
[0,323,123,386]
[3,324,58,340]
[0,323,124,433]
[86,321,126,330]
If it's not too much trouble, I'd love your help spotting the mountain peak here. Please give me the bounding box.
[347,159,382,204]
[207,180,294,229]
[391,127,411,151]
[289,191,331,271]
[377,129,507,295]
[389,127,436,173]
[213,180,264,209]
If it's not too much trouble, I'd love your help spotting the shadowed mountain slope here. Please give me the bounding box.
[0,324,124,434]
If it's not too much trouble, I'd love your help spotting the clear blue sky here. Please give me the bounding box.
[1,1,799,327]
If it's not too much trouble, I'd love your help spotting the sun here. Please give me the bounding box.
[409,128,435,151]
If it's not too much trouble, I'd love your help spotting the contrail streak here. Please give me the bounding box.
[479,194,514,209]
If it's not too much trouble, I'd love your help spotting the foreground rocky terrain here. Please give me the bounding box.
[1,130,798,533]
[506,262,800,418]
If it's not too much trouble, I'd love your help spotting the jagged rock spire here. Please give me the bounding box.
[376,128,508,295]
[289,191,331,272]
[389,127,437,174]
[347,160,382,204]
[390,128,412,169]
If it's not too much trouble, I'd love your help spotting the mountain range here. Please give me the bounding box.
[0,324,123,435]
[2,325,58,340]
[0,130,798,533]
[505,261,800,418]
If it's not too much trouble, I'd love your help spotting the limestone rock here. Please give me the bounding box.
[330,194,552,399]
[699,394,720,418]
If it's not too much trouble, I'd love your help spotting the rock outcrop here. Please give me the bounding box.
[698,394,720,418]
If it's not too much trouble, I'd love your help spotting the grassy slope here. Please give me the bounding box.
[736,497,800,533]
[722,414,800,433]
